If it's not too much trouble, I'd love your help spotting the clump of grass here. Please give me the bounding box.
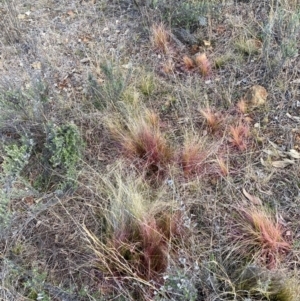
[151,23,171,54]
[84,174,185,297]
[179,136,209,177]
[216,156,229,177]
[235,206,291,269]
[262,5,300,77]
[87,60,131,111]
[152,0,215,32]
[236,99,247,114]
[214,54,231,69]
[200,107,220,132]
[107,109,173,178]
[139,73,156,96]
[229,122,249,151]
[237,265,300,301]
[162,58,175,74]
[270,277,300,301]
[182,55,195,70]
[195,53,211,77]
[235,38,262,55]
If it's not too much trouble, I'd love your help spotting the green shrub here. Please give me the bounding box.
[2,137,34,177]
[45,123,83,188]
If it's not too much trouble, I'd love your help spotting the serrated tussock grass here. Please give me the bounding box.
[106,108,173,178]
[84,173,185,292]
[234,206,291,269]
[150,23,171,54]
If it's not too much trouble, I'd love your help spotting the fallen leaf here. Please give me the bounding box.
[121,63,132,69]
[242,188,262,205]
[18,14,26,20]
[243,85,268,107]
[272,159,294,168]
[260,157,269,167]
[263,149,275,156]
[67,10,75,18]
[23,196,35,205]
[286,112,300,122]
[80,58,90,64]
[246,39,262,51]
[203,40,211,47]
[287,149,300,159]
[291,78,300,84]
[31,61,41,69]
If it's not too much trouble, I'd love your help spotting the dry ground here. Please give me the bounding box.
[0,0,300,300]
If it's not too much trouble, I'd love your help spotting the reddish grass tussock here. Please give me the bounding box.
[151,23,171,54]
[182,55,195,70]
[200,107,220,132]
[229,123,249,151]
[195,53,211,77]
[216,156,229,176]
[180,138,209,177]
[236,99,247,114]
[236,207,291,269]
[108,111,172,176]
[111,216,168,280]
[123,124,171,171]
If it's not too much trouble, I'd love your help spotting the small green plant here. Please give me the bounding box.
[24,269,50,301]
[262,5,300,77]
[237,265,300,301]
[0,88,30,125]
[0,190,11,230]
[235,38,262,55]
[0,78,50,127]
[1,137,34,226]
[150,0,217,32]
[2,137,34,178]
[156,268,198,301]
[45,123,83,187]
[87,61,131,111]
[139,73,156,96]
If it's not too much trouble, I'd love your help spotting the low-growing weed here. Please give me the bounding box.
[44,122,84,189]
[87,61,131,110]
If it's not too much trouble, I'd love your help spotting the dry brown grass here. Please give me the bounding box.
[179,136,209,177]
[107,109,173,178]
[200,107,221,133]
[235,206,291,269]
[150,23,171,54]
[182,55,195,70]
[229,123,249,151]
[195,53,211,77]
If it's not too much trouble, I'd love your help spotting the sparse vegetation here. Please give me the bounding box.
[1,0,300,300]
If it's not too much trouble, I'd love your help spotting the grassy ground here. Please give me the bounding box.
[0,0,300,300]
